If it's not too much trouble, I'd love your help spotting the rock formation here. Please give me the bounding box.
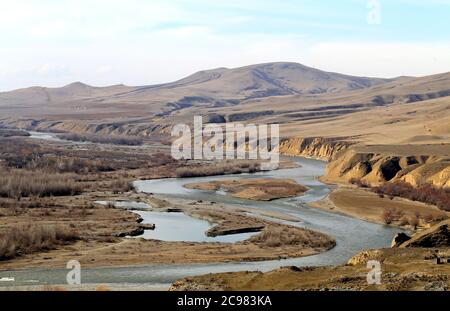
[400,220,450,248]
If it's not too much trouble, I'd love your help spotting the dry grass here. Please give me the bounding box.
[57,133,144,146]
[0,128,30,137]
[249,227,335,249]
[110,178,135,194]
[0,224,79,260]
[176,161,260,178]
[0,138,180,174]
[29,156,114,173]
[0,169,82,198]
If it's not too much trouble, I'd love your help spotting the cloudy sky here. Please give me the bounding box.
[0,0,449,91]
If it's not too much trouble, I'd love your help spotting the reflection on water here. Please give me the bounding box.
[95,200,152,210]
[137,211,256,243]
[0,157,405,287]
[134,157,403,265]
[95,200,257,243]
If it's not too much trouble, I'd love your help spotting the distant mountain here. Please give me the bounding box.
[0,62,449,145]
[149,62,393,97]
[0,82,135,107]
[0,62,392,109]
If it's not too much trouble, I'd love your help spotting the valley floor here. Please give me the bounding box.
[170,247,450,291]
[0,194,334,271]
[0,136,334,272]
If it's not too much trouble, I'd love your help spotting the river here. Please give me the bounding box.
[0,149,403,289]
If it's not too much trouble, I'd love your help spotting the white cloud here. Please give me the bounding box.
[307,41,450,77]
[96,65,114,75]
[35,63,70,76]
[2,34,450,91]
[0,1,449,90]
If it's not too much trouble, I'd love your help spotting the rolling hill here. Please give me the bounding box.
[0,61,449,146]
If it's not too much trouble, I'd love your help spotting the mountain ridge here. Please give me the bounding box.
[0,61,449,148]
[0,62,395,105]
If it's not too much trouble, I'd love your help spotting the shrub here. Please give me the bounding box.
[29,157,114,173]
[423,213,447,224]
[176,161,260,178]
[399,216,409,226]
[249,227,335,249]
[57,133,143,146]
[424,214,434,224]
[0,138,176,173]
[382,208,396,224]
[0,129,30,137]
[110,178,135,194]
[0,224,79,260]
[373,181,450,212]
[408,215,420,229]
[0,169,82,198]
[349,178,369,188]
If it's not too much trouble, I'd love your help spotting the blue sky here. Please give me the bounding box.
[0,0,449,91]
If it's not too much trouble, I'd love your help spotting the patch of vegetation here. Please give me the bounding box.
[0,138,178,173]
[176,161,260,178]
[0,224,79,260]
[374,181,450,212]
[110,178,135,194]
[0,128,30,137]
[57,133,144,146]
[0,168,82,198]
[249,227,335,249]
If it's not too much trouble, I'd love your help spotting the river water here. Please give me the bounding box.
[0,154,404,288]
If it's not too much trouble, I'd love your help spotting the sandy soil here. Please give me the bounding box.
[184,178,308,201]
[309,186,448,229]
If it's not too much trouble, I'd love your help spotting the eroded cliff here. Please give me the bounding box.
[280,137,450,189]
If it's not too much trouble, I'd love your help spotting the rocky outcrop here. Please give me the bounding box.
[116,227,144,238]
[116,223,155,237]
[140,224,156,230]
[400,220,450,248]
[391,233,411,248]
[279,137,353,160]
[169,279,226,291]
[347,249,384,266]
[324,149,450,188]
[207,225,265,237]
[279,136,450,189]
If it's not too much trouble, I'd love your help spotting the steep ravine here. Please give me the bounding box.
[279,137,450,188]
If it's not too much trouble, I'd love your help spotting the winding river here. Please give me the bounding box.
[0,150,404,288]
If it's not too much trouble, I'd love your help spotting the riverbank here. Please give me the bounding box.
[278,136,449,230]
[0,135,405,290]
[0,193,335,271]
[170,246,450,291]
[184,178,308,201]
[308,186,448,230]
